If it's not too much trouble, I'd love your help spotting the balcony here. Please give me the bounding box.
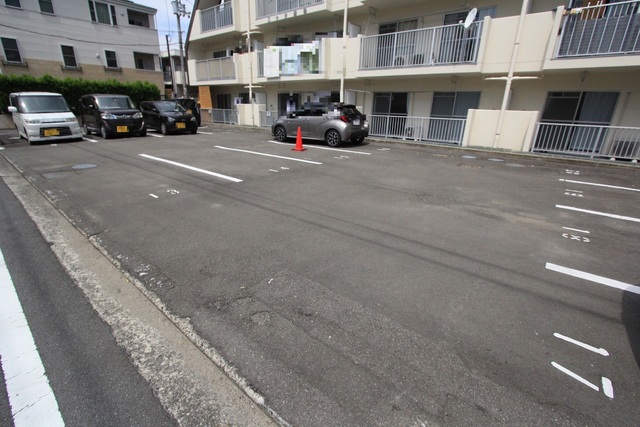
[556,0,640,58]
[200,2,233,33]
[360,22,483,70]
[257,41,322,78]
[256,0,324,19]
[194,57,235,82]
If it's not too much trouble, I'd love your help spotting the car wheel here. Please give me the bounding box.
[325,129,342,147]
[160,122,168,135]
[274,125,287,142]
[350,136,364,144]
[83,122,91,135]
[100,124,111,139]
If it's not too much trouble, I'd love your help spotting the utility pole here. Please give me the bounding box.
[171,0,189,97]
[165,34,177,98]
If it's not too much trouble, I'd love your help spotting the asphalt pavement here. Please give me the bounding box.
[0,125,638,426]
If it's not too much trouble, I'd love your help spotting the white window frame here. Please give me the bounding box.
[38,0,54,14]
[105,50,118,69]
[89,0,117,26]
[1,37,23,63]
[61,45,78,68]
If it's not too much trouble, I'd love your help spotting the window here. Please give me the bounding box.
[105,50,118,68]
[1,38,22,63]
[5,0,21,7]
[89,1,117,25]
[38,0,53,13]
[431,92,480,118]
[127,9,150,27]
[133,52,155,70]
[61,45,77,68]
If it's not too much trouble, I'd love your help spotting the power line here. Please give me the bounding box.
[0,23,161,47]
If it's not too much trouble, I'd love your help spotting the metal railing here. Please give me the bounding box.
[533,122,640,161]
[556,0,640,57]
[360,22,483,70]
[259,110,279,127]
[256,0,323,19]
[201,3,233,33]
[195,57,235,81]
[369,115,466,145]
[206,109,238,124]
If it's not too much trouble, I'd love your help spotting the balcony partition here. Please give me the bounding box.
[556,0,640,57]
[256,0,323,19]
[360,22,483,70]
[200,3,233,32]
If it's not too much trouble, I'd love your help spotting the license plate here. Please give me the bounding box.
[176,122,186,129]
[44,129,59,137]
[117,126,128,133]
[353,119,360,126]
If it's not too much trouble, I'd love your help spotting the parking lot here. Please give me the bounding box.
[1,125,638,425]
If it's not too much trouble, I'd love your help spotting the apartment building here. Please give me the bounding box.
[160,48,189,98]
[0,0,163,90]
[186,0,640,161]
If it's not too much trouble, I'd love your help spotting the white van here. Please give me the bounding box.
[8,92,83,145]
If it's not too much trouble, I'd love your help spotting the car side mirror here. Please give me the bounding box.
[8,106,17,113]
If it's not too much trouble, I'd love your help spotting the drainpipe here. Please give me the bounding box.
[340,0,349,103]
[492,0,531,148]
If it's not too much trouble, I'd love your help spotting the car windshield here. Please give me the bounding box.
[18,95,70,113]
[95,96,135,110]
[157,101,185,113]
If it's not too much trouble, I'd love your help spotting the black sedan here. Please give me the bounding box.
[140,100,198,135]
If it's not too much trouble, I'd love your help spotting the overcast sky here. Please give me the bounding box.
[135,0,195,54]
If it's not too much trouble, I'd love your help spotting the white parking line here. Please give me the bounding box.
[559,179,640,193]
[215,146,323,164]
[139,154,242,182]
[0,247,65,426]
[268,140,371,155]
[147,133,164,138]
[83,137,98,142]
[553,333,609,356]
[545,262,640,295]
[556,205,640,223]
[552,362,599,391]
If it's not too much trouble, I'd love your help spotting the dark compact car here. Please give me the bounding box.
[173,98,201,126]
[271,103,368,147]
[79,94,146,139]
[139,100,198,135]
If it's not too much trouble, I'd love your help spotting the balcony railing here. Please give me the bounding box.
[556,0,640,57]
[369,115,466,145]
[195,57,235,81]
[256,0,323,19]
[201,3,233,33]
[360,22,483,70]
[533,122,640,161]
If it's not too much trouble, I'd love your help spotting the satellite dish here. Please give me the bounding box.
[463,8,478,29]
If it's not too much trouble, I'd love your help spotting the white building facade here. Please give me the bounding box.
[186,0,640,161]
[1,0,163,90]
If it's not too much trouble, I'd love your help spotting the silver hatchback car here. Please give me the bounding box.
[272,103,368,147]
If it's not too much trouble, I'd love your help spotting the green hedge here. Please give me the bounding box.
[0,74,161,113]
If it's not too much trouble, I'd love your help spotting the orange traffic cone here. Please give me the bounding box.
[292,126,306,151]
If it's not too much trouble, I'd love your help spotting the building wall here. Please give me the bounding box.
[0,0,163,90]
